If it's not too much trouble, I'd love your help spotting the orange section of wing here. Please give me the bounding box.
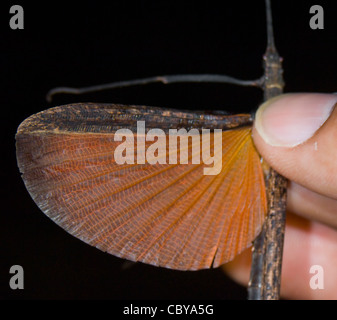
[16,127,266,270]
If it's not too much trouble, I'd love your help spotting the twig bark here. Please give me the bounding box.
[247,0,287,300]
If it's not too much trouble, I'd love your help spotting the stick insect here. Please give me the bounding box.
[16,0,287,299]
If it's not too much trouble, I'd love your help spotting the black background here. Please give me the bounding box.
[1,0,337,300]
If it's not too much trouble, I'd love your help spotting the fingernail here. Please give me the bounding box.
[255,93,337,147]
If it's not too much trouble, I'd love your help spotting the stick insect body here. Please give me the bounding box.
[16,0,287,300]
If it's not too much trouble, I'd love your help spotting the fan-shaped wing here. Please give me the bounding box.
[16,103,266,270]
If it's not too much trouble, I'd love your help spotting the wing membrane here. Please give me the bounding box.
[16,103,266,270]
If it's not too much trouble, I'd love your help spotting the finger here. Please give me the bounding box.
[223,213,337,300]
[287,182,337,228]
[252,93,337,199]
[280,213,337,299]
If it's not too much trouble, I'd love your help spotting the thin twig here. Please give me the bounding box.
[46,74,263,102]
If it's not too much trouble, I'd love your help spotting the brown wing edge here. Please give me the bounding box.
[16,103,253,134]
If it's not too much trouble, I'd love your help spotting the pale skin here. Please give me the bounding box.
[223,93,337,300]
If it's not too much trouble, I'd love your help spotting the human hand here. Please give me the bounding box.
[223,93,337,300]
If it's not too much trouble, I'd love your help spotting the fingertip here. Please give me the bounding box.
[252,93,337,199]
[254,93,336,147]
